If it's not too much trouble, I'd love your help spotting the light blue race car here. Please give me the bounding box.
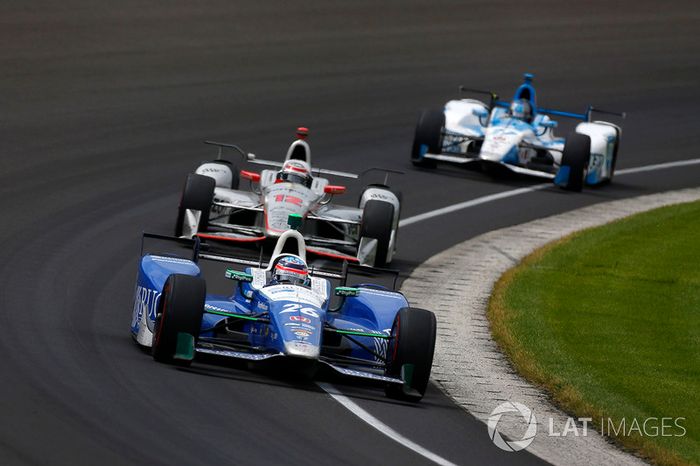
[411,73,625,191]
[130,215,437,402]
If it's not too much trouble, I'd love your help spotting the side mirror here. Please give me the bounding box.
[472,107,488,118]
[324,185,346,195]
[540,120,557,128]
[240,170,261,182]
[335,286,359,297]
[225,269,253,283]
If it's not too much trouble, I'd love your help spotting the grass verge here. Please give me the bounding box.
[488,200,700,466]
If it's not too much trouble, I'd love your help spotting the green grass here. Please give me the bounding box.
[489,201,700,466]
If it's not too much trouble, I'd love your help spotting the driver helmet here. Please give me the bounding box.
[509,98,533,122]
[276,160,312,187]
[271,255,309,287]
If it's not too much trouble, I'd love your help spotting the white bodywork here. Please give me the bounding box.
[425,98,621,184]
[183,137,401,266]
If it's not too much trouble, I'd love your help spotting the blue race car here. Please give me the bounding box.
[130,215,437,401]
[411,73,625,191]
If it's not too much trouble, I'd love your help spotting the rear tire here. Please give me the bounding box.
[175,174,215,236]
[152,274,206,365]
[385,307,437,402]
[411,109,444,168]
[558,133,591,192]
[360,200,394,267]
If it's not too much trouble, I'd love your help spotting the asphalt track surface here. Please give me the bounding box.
[1,1,699,465]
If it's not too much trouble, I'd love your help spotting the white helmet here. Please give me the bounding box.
[276,160,312,187]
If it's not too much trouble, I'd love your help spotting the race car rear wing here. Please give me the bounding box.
[139,233,400,289]
[199,251,400,289]
[203,140,403,182]
[457,86,624,123]
[493,100,626,123]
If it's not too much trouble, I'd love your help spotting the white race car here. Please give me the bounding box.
[411,74,625,191]
[176,128,402,267]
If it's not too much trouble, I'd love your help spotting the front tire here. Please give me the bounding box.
[557,133,591,192]
[411,109,444,168]
[360,200,394,267]
[152,274,206,365]
[175,174,215,237]
[385,307,437,402]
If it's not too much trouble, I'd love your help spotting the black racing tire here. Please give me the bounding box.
[360,200,394,267]
[175,173,215,237]
[410,109,444,168]
[558,132,591,192]
[385,307,437,402]
[152,274,206,365]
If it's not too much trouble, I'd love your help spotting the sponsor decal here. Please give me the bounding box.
[151,256,193,265]
[589,153,604,170]
[261,286,323,307]
[366,191,394,202]
[212,197,231,214]
[204,303,234,314]
[290,315,311,324]
[280,303,320,318]
[355,287,401,298]
[334,286,359,297]
[284,322,316,330]
[225,269,253,282]
[293,330,312,337]
[201,167,225,174]
[273,194,303,207]
[132,285,161,326]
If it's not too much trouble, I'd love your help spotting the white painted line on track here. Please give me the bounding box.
[323,157,700,463]
[399,185,549,227]
[615,157,700,175]
[317,382,459,466]
[399,157,700,228]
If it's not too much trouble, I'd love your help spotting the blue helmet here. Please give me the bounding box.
[509,98,533,122]
[271,255,309,286]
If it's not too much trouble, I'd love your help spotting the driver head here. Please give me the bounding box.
[271,255,309,287]
[276,160,312,187]
[509,98,533,122]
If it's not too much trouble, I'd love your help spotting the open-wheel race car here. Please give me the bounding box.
[176,128,402,267]
[411,73,625,191]
[131,215,437,402]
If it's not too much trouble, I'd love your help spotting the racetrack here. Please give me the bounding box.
[1,1,699,464]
